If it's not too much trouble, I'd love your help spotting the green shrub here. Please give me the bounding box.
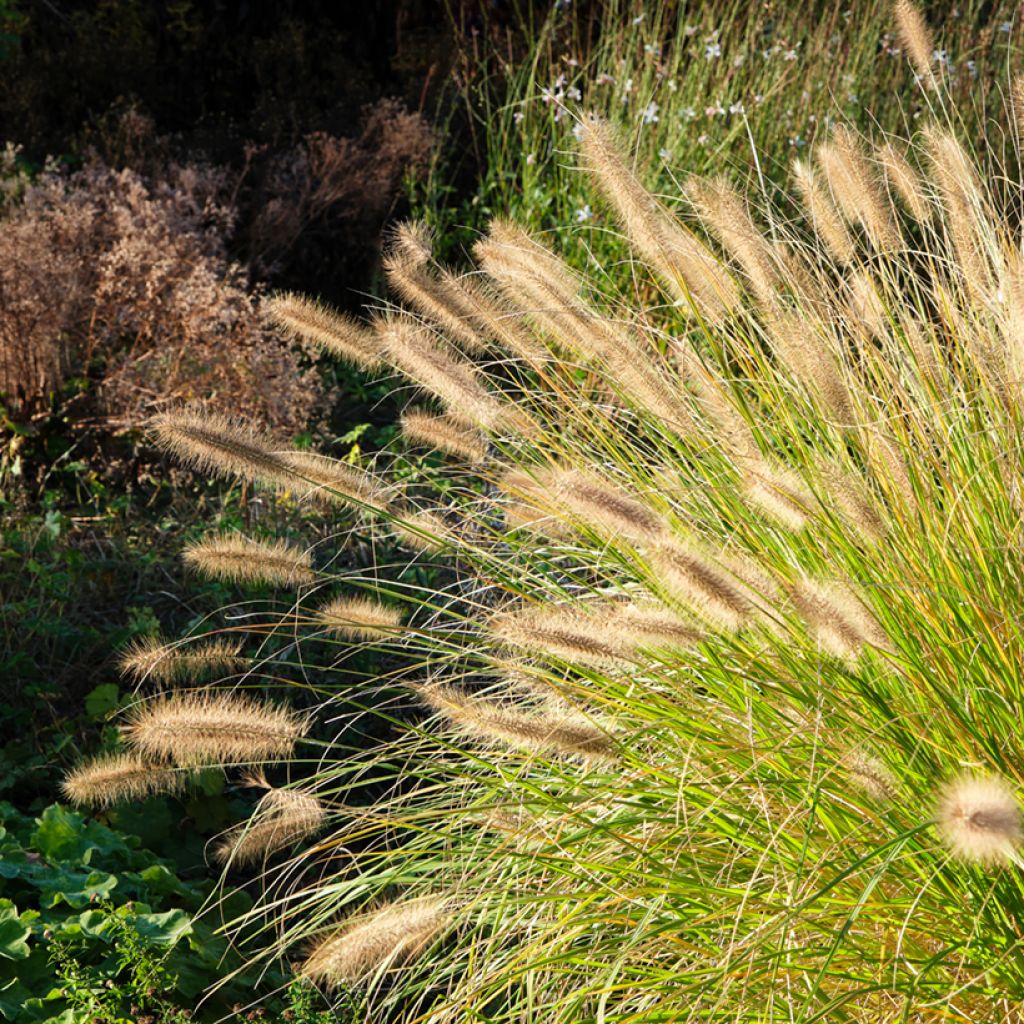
[0,801,291,1022]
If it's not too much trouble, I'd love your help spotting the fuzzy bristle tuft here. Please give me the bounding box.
[118,635,246,685]
[62,753,184,807]
[122,691,305,765]
[316,596,404,639]
[301,898,451,987]
[265,292,383,368]
[183,534,314,587]
[936,774,1022,866]
[214,785,325,866]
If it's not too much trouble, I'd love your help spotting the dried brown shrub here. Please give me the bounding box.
[0,151,322,435]
[249,98,437,275]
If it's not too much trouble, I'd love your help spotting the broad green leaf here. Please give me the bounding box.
[0,902,30,960]
[131,907,192,946]
[83,683,119,718]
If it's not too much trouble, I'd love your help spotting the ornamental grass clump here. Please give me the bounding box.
[68,5,1024,1019]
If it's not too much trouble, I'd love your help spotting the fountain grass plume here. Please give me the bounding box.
[118,634,246,685]
[935,774,1023,867]
[183,534,314,587]
[264,292,384,368]
[414,682,615,761]
[401,408,489,462]
[122,691,306,765]
[301,897,451,988]
[316,595,404,639]
[214,782,325,866]
[62,753,185,807]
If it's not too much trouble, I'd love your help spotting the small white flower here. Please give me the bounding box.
[680,106,696,120]
[642,101,660,124]
[753,93,763,104]
[999,20,1012,33]
[526,153,536,166]
[666,79,678,92]
[729,102,745,115]
[705,42,721,59]
[658,148,672,161]
[644,43,659,55]
[783,48,798,61]
[733,54,745,67]
[575,204,592,222]
[623,77,633,93]
[683,24,697,37]
[566,85,582,101]
[632,13,644,24]
[596,73,615,86]
[932,48,949,67]
[697,133,709,145]
[513,111,525,124]
[572,123,584,140]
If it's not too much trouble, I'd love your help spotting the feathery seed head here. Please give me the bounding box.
[387,219,433,266]
[275,450,391,511]
[415,682,615,760]
[741,460,813,532]
[894,0,938,92]
[301,897,451,987]
[264,292,384,368]
[401,408,489,462]
[489,605,635,668]
[438,270,551,364]
[577,116,741,321]
[550,467,661,542]
[214,785,325,866]
[604,603,704,653]
[62,753,184,807]
[876,140,932,222]
[651,540,755,631]
[791,579,891,662]
[392,507,460,552]
[183,534,315,587]
[152,408,291,489]
[118,635,246,685]
[686,175,780,305]
[792,157,857,264]
[816,127,900,251]
[316,596,404,639]
[384,252,489,353]
[843,751,899,803]
[936,774,1022,866]
[376,312,509,431]
[122,690,305,765]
